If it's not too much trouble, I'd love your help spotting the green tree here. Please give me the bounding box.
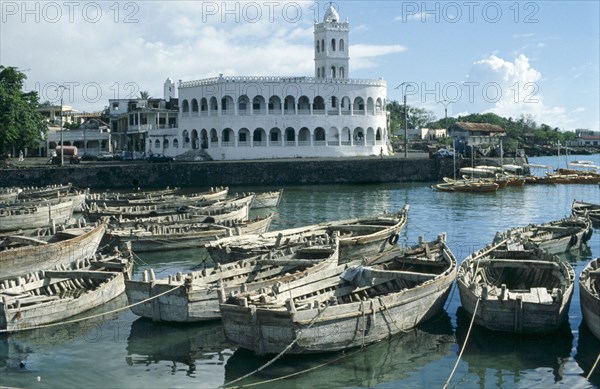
[138,91,151,99]
[387,101,436,135]
[0,66,47,156]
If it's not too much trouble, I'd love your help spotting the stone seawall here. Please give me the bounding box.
[0,157,456,189]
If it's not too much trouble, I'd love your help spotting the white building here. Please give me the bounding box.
[159,6,389,161]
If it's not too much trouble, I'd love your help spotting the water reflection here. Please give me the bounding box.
[125,318,233,378]
[575,322,600,387]
[224,312,455,388]
[455,307,573,386]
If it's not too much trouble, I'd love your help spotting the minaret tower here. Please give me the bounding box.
[314,5,349,79]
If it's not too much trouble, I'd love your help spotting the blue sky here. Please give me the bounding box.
[2,1,598,130]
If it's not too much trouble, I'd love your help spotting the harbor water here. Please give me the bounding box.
[1,155,599,388]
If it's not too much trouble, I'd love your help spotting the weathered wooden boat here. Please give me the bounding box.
[84,194,252,223]
[125,237,339,322]
[0,220,107,281]
[86,187,228,207]
[457,238,575,334]
[18,183,72,199]
[111,214,273,252]
[579,257,600,339]
[0,248,133,332]
[219,234,457,355]
[205,206,409,264]
[0,187,22,202]
[572,199,600,227]
[251,189,283,209]
[0,198,74,232]
[492,215,593,254]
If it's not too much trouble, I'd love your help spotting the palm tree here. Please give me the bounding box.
[138,91,151,99]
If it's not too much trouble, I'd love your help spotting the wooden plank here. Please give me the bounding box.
[44,270,118,279]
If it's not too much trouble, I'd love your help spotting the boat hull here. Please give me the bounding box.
[0,200,74,232]
[0,222,107,281]
[579,258,600,339]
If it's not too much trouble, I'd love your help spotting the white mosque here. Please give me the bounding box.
[152,6,389,160]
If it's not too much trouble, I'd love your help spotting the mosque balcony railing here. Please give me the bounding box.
[313,140,326,146]
[179,75,386,88]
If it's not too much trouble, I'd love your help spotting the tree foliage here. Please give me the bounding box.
[0,66,47,155]
[387,100,436,135]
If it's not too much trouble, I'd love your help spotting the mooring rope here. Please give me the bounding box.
[442,297,480,389]
[221,304,330,389]
[0,284,182,334]
[587,352,600,380]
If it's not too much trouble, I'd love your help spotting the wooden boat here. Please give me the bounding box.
[110,214,273,252]
[0,198,74,232]
[492,215,593,254]
[219,234,457,355]
[457,238,575,334]
[579,257,600,339]
[0,187,22,202]
[432,178,499,193]
[0,248,133,332]
[18,183,72,199]
[86,187,228,207]
[205,206,409,264]
[125,237,339,322]
[0,220,107,281]
[251,189,283,209]
[572,199,600,227]
[84,194,252,223]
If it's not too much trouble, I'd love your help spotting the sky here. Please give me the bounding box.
[1,0,598,131]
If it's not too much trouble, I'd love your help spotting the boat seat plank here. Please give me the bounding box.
[477,259,560,269]
[5,235,49,245]
[44,270,118,280]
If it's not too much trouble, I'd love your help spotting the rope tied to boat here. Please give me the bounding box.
[0,283,182,334]
[442,297,481,389]
[588,352,600,380]
[221,303,331,389]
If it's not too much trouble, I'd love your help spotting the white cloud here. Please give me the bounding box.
[1,2,398,112]
[452,54,581,129]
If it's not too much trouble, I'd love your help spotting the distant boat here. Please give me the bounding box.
[579,257,600,339]
[125,238,339,322]
[432,178,499,193]
[457,238,574,334]
[0,249,133,332]
[219,234,457,355]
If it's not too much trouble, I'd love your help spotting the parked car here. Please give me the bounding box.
[81,153,95,161]
[96,151,114,161]
[147,153,174,163]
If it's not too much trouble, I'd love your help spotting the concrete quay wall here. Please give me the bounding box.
[0,157,454,189]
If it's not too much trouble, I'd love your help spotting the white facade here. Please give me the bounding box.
[158,6,389,160]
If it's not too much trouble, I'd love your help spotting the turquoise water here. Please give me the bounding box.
[1,155,599,388]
